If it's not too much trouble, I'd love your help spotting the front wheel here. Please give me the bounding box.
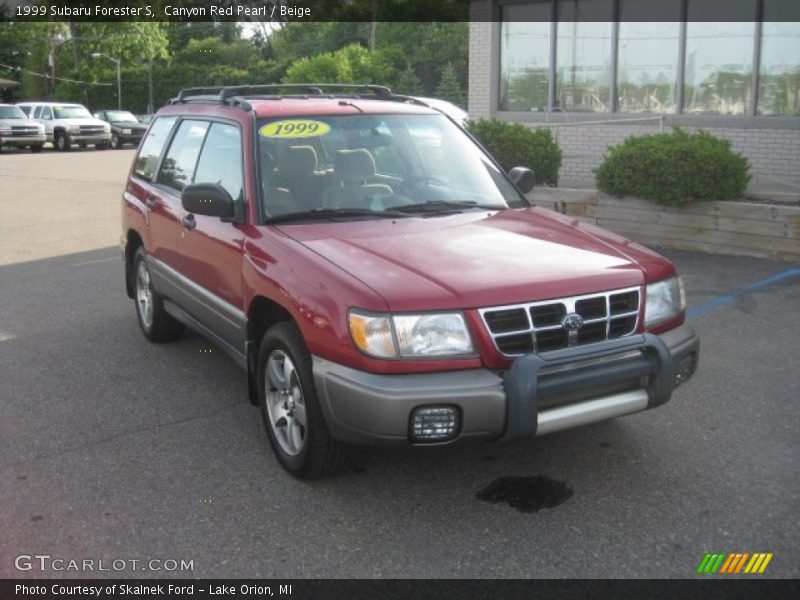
[132,247,183,342]
[257,322,353,479]
[54,132,70,151]
[110,133,121,149]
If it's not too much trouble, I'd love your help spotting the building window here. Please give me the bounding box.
[499,2,551,111]
[758,22,800,115]
[555,1,613,112]
[617,22,681,114]
[684,21,756,115]
[496,0,795,118]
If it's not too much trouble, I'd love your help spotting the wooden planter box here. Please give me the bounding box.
[528,188,800,261]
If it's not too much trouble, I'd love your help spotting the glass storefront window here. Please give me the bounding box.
[499,3,551,111]
[617,22,680,114]
[556,1,613,112]
[684,21,756,115]
[758,22,800,116]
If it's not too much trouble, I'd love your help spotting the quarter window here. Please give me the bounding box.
[133,117,177,181]
[156,120,209,192]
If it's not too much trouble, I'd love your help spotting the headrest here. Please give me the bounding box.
[278,145,318,177]
[333,149,376,183]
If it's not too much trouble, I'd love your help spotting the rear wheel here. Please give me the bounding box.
[132,247,183,342]
[257,322,353,479]
[54,132,70,151]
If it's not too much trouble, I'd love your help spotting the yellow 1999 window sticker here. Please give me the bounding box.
[259,119,331,139]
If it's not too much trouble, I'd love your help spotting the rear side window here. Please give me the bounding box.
[157,120,209,193]
[134,117,177,181]
[193,123,243,202]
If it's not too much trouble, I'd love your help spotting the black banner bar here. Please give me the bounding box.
[2,579,799,600]
[3,0,800,22]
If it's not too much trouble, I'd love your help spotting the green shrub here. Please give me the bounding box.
[594,128,751,205]
[466,118,562,186]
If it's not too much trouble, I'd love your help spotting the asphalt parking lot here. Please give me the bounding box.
[1,148,798,579]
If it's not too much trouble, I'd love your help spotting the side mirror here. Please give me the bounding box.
[181,183,235,220]
[509,166,535,194]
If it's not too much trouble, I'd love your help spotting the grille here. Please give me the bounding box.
[9,126,40,136]
[479,286,641,356]
[79,125,105,134]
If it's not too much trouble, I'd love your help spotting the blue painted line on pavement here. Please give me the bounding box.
[687,267,800,319]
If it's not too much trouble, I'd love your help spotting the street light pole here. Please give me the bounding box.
[115,57,121,110]
[91,52,122,109]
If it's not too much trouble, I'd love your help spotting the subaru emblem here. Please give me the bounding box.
[561,313,584,331]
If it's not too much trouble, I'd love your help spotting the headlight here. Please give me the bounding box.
[349,310,474,359]
[644,276,686,328]
[37,124,45,133]
[0,124,10,132]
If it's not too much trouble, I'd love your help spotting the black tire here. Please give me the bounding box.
[111,133,121,149]
[54,131,70,151]
[132,247,183,343]
[257,321,353,479]
[30,144,43,153]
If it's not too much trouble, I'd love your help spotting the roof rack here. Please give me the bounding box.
[168,84,395,110]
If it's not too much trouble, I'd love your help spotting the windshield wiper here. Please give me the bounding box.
[264,207,409,224]
[394,200,507,214]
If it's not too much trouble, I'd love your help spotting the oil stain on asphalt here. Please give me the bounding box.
[476,476,573,513]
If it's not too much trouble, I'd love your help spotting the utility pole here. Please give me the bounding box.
[91,52,122,109]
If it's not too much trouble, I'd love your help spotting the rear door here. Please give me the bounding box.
[129,116,180,266]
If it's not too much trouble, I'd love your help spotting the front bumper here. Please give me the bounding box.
[0,134,46,146]
[61,133,112,143]
[313,323,699,446]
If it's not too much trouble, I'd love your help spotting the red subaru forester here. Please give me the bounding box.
[121,84,699,479]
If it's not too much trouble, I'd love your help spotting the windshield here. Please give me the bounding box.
[0,106,27,119]
[53,105,92,119]
[105,110,139,123]
[256,113,525,220]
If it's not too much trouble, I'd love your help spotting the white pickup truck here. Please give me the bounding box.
[16,101,111,151]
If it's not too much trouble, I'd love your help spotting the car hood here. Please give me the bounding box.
[55,117,108,127]
[0,119,41,128]
[279,208,675,311]
[111,121,146,130]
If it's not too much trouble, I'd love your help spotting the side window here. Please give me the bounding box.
[192,123,243,202]
[41,106,52,120]
[32,106,42,119]
[156,120,209,193]
[134,117,178,181]
[18,106,30,116]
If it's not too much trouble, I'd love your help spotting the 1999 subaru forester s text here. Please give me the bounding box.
[121,84,699,479]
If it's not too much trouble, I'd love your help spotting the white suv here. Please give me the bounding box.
[0,104,46,153]
[17,101,111,151]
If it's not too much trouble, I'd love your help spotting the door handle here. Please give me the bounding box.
[144,196,158,209]
[181,214,196,230]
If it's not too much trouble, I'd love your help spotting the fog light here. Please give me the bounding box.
[409,406,460,443]
[674,352,697,388]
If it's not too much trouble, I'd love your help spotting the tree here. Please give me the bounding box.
[283,43,396,85]
[395,67,425,95]
[435,62,466,107]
